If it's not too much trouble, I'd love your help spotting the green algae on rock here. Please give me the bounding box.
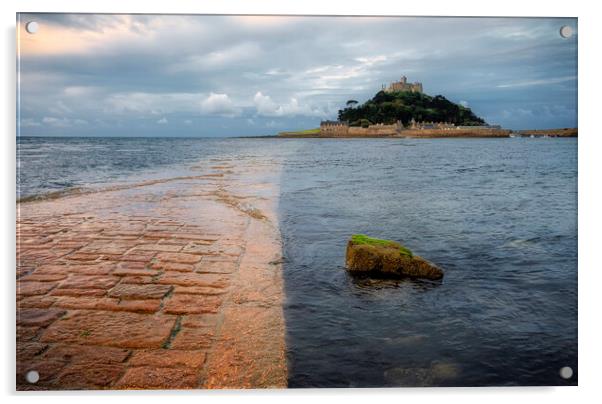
[346,234,443,280]
[350,234,413,257]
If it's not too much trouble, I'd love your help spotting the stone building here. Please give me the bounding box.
[319,120,349,136]
[408,118,456,130]
[383,75,423,93]
[319,120,401,137]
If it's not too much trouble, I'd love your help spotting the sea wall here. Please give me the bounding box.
[347,125,398,137]
[319,123,399,137]
[517,128,577,137]
[400,128,511,138]
[283,126,576,139]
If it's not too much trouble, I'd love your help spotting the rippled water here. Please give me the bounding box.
[16,136,577,387]
[17,137,235,199]
[278,138,577,387]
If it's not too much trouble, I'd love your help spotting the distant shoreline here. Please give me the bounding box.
[277,127,578,139]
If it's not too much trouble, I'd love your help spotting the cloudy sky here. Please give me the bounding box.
[17,14,577,136]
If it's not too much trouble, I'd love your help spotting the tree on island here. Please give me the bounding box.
[338,90,486,127]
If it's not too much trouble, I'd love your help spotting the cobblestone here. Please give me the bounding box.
[16,166,286,389]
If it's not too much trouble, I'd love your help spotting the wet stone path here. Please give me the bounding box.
[16,163,287,390]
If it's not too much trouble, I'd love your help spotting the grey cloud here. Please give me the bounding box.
[17,14,577,136]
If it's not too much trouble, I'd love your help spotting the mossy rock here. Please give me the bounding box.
[350,234,413,257]
[346,234,443,280]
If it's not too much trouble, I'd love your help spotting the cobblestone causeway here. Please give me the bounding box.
[16,162,287,390]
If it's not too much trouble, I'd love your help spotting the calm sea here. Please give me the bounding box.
[17,136,578,387]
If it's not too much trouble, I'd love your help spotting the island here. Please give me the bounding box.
[278,75,577,138]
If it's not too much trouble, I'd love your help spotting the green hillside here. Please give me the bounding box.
[337,90,486,127]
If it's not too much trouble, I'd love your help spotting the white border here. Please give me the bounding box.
[2,1,601,403]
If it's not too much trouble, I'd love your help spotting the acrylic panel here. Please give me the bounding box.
[16,13,577,390]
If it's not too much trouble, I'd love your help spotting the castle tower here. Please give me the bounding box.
[384,75,423,94]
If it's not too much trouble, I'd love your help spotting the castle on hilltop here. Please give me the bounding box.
[382,75,423,93]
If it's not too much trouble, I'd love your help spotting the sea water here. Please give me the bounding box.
[17,136,577,386]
